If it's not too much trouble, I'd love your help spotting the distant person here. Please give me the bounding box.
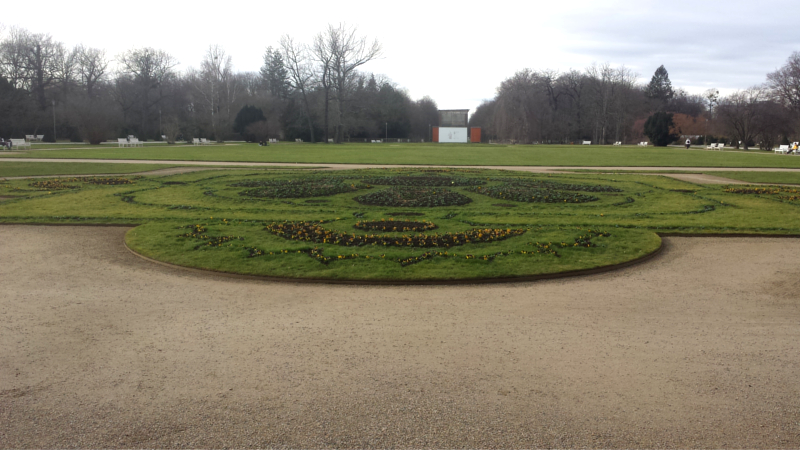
[791,142,798,154]
[685,138,691,149]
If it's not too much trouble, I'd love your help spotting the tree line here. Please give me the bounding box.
[0,24,438,144]
[2,21,798,150]
[470,55,800,150]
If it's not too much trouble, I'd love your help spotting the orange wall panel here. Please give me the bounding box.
[470,127,481,143]
[432,127,439,143]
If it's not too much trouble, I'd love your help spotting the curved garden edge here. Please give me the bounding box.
[3,223,800,285]
[122,227,665,285]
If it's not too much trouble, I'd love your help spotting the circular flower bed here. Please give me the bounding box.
[361,175,483,186]
[355,187,472,207]
[354,219,437,232]
[466,185,598,203]
[234,177,363,199]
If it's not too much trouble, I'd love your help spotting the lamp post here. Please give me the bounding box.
[385,122,388,141]
[52,99,56,142]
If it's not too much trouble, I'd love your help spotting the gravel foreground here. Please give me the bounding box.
[0,225,799,448]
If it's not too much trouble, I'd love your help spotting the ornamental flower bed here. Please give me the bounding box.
[360,175,483,186]
[724,185,800,201]
[230,176,352,188]
[466,185,599,203]
[237,181,363,199]
[28,180,81,190]
[502,179,622,193]
[178,224,243,249]
[724,186,800,195]
[83,177,137,185]
[354,219,437,232]
[264,221,525,248]
[354,187,472,207]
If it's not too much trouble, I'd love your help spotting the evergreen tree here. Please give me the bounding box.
[645,65,675,107]
[233,105,266,141]
[260,47,290,100]
[643,111,678,146]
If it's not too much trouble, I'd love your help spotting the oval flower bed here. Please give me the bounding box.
[361,175,483,186]
[354,219,437,232]
[355,187,472,207]
[236,177,363,199]
[501,179,622,192]
[467,184,599,203]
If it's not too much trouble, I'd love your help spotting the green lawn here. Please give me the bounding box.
[2,168,799,282]
[6,143,800,168]
[0,161,181,177]
[711,171,800,184]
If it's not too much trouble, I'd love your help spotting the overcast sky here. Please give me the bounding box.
[4,0,798,113]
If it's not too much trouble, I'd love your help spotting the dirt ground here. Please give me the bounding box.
[1,225,799,448]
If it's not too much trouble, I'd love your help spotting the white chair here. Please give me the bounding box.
[613,141,622,146]
[582,140,591,145]
[775,145,789,154]
[117,138,129,148]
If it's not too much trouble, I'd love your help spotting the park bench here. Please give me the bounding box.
[295,138,303,143]
[117,138,129,148]
[192,138,201,145]
[25,135,44,142]
[613,141,622,146]
[582,140,591,145]
[200,138,212,145]
[10,138,30,149]
[129,137,143,147]
[775,145,789,154]
[638,142,648,147]
[269,138,278,144]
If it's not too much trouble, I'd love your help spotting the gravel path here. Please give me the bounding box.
[1,225,799,448]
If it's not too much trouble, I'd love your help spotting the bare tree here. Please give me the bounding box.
[323,23,381,143]
[312,30,335,143]
[767,52,800,113]
[18,31,65,110]
[717,86,765,149]
[116,47,177,138]
[188,45,237,141]
[280,35,316,142]
[0,26,30,90]
[76,45,108,98]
